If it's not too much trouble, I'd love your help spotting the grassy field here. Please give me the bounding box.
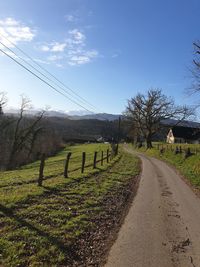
[0,143,140,266]
[0,143,111,206]
[133,143,200,189]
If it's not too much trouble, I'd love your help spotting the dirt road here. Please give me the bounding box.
[105,147,200,267]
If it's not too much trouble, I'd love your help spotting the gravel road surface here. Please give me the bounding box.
[105,147,200,267]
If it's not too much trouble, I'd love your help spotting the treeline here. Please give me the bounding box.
[0,95,128,170]
[0,116,127,170]
[47,116,126,143]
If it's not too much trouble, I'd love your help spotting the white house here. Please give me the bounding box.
[166,124,200,144]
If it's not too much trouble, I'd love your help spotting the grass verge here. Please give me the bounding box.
[132,143,200,190]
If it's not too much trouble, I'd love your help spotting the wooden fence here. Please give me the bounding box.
[156,143,200,158]
[38,148,116,186]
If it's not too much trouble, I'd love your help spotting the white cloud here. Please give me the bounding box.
[65,11,81,23]
[66,29,98,66]
[47,54,63,61]
[68,50,98,66]
[40,28,98,67]
[0,17,35,48]
[51,42,66,52]
[68,29,85,44]
[85,50,98,58]
[0,17,99,67]
[40,42,66,52]
[69,55,90,65]
[41,45,50,52]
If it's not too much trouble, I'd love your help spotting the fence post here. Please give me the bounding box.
[175,146,179,154]
[64,152,72,178]
[184,147,191,159]
[106,149,109,163]
[81,152,86,173]
[101,151,104,166]
[93,151,97,169]
[38,153,45,186]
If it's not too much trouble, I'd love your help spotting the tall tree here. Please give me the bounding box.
[190,42,200,95]
[125,89,193,148]
[0,92,7,115]
[7,96,45,169]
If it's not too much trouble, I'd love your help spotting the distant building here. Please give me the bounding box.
[165,120,200,144]
[96,136,104,143]
[166,129,175,143]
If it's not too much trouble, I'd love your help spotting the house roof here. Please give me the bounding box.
[170,126,200,140]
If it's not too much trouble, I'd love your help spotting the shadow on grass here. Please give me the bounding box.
[0,173,59,189]
[95,167,129,176]
[0,203,79,260]
[0,167,82,189]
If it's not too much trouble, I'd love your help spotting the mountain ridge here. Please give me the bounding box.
[5,109,121,121]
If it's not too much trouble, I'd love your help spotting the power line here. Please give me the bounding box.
[0,40,98,112]
[0,33,103,113]
[0,46,96,114]
[0,38,109,121]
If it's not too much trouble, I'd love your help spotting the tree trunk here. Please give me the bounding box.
[146,134,153,149]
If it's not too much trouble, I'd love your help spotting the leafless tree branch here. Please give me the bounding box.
[125,89,193,148]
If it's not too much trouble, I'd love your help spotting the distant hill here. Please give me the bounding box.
[161,119,200,129]
[70,113,120,121]
[5,109,120,121]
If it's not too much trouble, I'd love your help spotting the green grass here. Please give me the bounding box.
[133,142,200,188]
[0,143,140,266]
[0,143,110,206]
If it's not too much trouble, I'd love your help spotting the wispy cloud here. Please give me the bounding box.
[67,29,98,66]
[51,42,66,52]
[47,54,63,61]
[68,29,85,44]
[111,49,121,59]
[0,17,36,48]
[40,42,67,52]
[65,14,77,23]
[64,10,82,24]
[112,53,119,58]
[40,45,50,52]
[0,17,99,67]
[40,28,99,67]
[68,50,98,66]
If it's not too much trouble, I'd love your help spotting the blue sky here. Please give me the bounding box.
[0,0,199,114]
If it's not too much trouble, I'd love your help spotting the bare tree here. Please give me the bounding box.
[190,42,200,95]
[0,92,7,115]
[0,93,67,169]
[125,89,193,149]
[7,96,45,169]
